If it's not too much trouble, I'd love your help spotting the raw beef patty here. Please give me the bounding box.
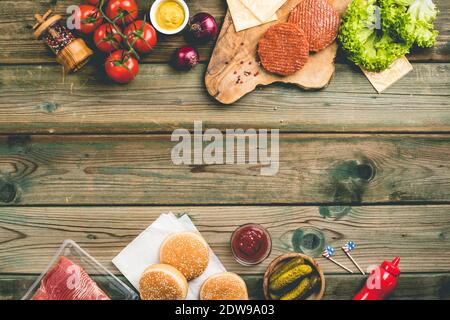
[258,22,309,76]
[288,0,340,52]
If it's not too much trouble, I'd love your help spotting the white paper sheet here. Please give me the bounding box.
[239,0,287,23]
[112,213,226,300]
[227,0,277,32]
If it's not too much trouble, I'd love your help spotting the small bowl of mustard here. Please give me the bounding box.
[150,0,190,35]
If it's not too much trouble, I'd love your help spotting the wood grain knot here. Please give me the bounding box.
[86,233,97,240]
[38,102,59,113]
[319,206,351,219]
[0,181,17,204]
[292,227,325,257]
[330,160,376,181]
[329,159,376,203]
[7,135,31,149]
[356,164,374,181]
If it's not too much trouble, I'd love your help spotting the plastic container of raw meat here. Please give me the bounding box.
[22,239,139,300]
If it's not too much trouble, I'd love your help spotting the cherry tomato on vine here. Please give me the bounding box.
[75,4,103,34]
[94,23,123,53]
[105,0,138,25]
[105,50,139,84]
[124,21,157,53]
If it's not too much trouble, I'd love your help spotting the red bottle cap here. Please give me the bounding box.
[380,256,401,276]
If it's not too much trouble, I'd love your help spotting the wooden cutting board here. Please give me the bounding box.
[206,0,351,104]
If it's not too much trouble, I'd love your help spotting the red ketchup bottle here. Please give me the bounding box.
[353,257,400,300]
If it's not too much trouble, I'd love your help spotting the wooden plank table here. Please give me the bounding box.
[0,0,449,300]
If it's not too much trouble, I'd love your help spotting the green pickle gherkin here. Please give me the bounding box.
[269,257,304,285]
[270,293,280,300]
[269,264,313,291]
[280,275,320,300]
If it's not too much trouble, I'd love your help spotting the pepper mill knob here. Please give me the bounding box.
[33,10,52,29]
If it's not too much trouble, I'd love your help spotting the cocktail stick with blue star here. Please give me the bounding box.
[342,241,365,275]
[322,245,353,273]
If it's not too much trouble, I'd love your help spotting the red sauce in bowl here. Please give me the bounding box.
[231,224,272,266]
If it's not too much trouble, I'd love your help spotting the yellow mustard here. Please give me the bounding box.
[156,1,185,31]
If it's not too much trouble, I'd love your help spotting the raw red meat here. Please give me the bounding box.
[32,256,110,300]
[288,0,340,52]
[258,22,309,76]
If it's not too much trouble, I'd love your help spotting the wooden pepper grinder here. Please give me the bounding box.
[33,10,93,73]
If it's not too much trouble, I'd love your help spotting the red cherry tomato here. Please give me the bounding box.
[105,50,139,84]
[105,0,138,25]
[124,21,157,53]
[75,4,103,34]
[84,0,99,5]
[94,23,123,53]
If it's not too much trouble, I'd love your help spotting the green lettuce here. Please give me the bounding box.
[380,0,439,47]
[339,0,410,71]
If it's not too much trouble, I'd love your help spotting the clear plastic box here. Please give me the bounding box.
[22,239,139,300]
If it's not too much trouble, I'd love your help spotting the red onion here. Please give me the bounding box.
[173,46,199,70]
[186,12,218,44]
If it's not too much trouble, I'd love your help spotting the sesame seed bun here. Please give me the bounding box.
[160,232,209,281]
[200,272,249,300]
[139,264,188,300]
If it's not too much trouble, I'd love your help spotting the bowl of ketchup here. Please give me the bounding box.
[231,224,272,266]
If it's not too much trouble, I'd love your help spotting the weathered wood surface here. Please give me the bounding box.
[0,206,449,274]
[0,0,449,302]
[0,63,449,134]
[0,0,448,64]
[0,134,450,205]
[1,273,449,300]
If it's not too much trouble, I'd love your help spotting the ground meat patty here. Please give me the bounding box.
[288,0,340,52]
[258,23,309,76]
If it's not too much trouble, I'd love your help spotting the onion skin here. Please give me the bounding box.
[173,46,200,70]
[186,12,218,44]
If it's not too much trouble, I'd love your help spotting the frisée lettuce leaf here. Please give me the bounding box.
[338,0,410,72]
[380,0,439,48]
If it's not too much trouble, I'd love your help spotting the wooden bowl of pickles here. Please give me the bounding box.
[263,253,325,300]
